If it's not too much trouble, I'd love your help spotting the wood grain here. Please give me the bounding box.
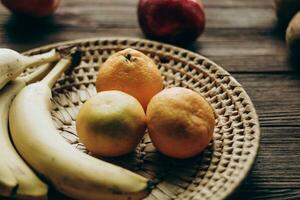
[0,0,299,199]
[233,74,300,199]
[0,0,290,72]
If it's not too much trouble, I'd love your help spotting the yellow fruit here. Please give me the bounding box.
[76,90,146,157]
[146,87,215,159]
[96,48,164,110]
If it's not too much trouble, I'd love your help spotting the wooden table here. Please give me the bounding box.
[1,0,300,199]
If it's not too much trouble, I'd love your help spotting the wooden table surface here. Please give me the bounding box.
[1,0,300,199]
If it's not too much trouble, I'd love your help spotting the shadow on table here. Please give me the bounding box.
[270,18,300,74]
[48,187,73,200]
[270,19,287,43]
[288,53,300,74]
[4,14,60,45]
[142,34,203,53]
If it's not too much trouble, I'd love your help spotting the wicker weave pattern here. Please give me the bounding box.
[24,38,260,200]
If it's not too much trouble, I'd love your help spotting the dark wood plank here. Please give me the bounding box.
[234,73,300,126]
[232,127,300,200]
[230,74,300,199]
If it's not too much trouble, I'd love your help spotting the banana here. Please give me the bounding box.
[9,58,152,200]
[0,48,60,90]
[0,64,54,199]
[0,157,17,197]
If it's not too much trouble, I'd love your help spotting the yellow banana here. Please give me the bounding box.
[0,157,17,197]
[9,58,152,200]
[0,64,54,199]
[0,49,60,90]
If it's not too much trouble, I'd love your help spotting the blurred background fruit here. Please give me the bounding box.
[286,12,300,53]
[76,91,146,157]
[137,0,205,43]
[146,87,215,159]
[274,0,300,26]
[1,0,60,17]
[96,48,164,110]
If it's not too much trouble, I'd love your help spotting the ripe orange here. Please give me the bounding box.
[76,91,146,157]
[96,48,164,110]
[146,87,215,159]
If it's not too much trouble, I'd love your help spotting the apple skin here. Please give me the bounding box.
[138,0,205,43]
[1,0,60,17]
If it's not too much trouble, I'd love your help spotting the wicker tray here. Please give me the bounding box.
[24,38,260,200]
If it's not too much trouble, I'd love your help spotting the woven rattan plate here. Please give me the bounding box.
[24,38,260,200]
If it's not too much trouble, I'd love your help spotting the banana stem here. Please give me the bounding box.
[41,58,71,89]
[17,63,54,85]
[22,49,60,69]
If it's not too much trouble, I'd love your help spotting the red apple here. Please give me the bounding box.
[1,0,60,17]
[138,0,205,43]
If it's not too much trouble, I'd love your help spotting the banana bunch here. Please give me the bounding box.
[8,53,152,199]
[0,48,62,199]
[0,63,53,199]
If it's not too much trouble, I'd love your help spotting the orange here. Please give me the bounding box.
[146,87,215,159]
[76,91,146,157]
[96,48,164,110]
